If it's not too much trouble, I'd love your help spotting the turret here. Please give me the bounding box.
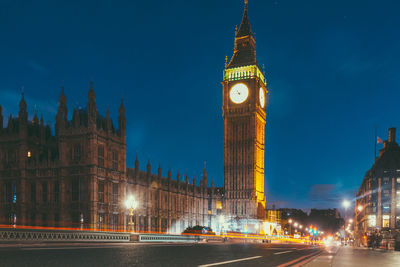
[388,127,396,143]
[32,105,39,125]
[168,168,172,188]
[72,106,80,128]
[88,81,97,128]
[177,171,181,189]
[7,114,13,132]
[0,105,3,132]
[202,165,208,188]
[40,114,45,142]
[106,107,111,134]
[158,164,162,179]
[118,99,126,139]
[56,87,68,135]
[146,160,151,184]
[18,92,28,124]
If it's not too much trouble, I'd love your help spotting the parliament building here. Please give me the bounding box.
[0,1,267,233]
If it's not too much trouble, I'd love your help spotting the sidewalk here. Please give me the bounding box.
[303,245,400,267]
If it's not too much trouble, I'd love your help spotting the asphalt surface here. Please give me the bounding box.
[0,242,322,267]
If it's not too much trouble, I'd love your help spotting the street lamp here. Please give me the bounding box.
[124,195,138,232]
[219,215,225,235]
[357,205,363,212]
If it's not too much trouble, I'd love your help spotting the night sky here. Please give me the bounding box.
[1,0,400,210]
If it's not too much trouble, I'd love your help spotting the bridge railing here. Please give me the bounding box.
[0,228,130,242]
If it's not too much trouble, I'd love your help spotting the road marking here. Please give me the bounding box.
[274,250,292,255]
[20,246,125,251]
[276,250,321,267]
[198,256,262,267]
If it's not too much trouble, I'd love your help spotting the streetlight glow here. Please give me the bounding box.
[125,195,138,232]
[342,200,350,209]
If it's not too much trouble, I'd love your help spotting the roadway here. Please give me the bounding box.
[0,242,322,266]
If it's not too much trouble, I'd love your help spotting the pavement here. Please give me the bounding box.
[0,242,322,267]
[304,245,400,267]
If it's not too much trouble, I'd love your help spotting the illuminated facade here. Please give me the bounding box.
[355,128,400,239]
[222,1,266,219]
[0,86,223,232]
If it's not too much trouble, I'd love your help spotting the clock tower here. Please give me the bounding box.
[222,0,267,220]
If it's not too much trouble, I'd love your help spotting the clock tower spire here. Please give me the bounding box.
[222,0,267,220]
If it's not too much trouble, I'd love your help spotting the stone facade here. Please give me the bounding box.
[355,128,400,237]
[0,84,223,233]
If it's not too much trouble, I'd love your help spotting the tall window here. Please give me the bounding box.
[112,214,118,230]
[80,179,85,202]
[98,145,104,167]
[112,151,118,170]
[54,181,59,203]
[98,180,104,203]
[112,183,118,204]
[73,144,81,161]
[31,182,36,203]
[72,178,79,201]
[42,182,48,202]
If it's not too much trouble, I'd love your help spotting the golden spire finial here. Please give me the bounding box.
[245,0,248,5]
[225,55,228,67]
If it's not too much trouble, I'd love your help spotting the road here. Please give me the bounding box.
[0,242,322,267]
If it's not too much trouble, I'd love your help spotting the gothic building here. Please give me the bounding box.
[0,85,223,233]
[222,0,267,220]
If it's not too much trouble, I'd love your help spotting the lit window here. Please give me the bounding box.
[27,151,31,158]
[383,215,390,228]
[368,215,376,227]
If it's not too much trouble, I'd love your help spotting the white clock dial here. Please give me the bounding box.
[259,87,265,108]
[229,83,249,104]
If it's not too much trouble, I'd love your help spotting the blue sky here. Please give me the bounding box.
[1,0,400,210]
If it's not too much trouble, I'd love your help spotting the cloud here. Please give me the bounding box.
[26,60,48,74]
[339,57,375,74]
[308,183,357,209]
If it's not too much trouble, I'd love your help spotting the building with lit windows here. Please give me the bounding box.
[355,128,400,242]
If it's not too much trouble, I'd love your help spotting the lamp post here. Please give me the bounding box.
[342,199,351,243]
[288,219,293,236]
[125,195,138,232]
[218,215,225,235]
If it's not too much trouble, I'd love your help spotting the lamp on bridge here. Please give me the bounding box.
[124,195,138,232]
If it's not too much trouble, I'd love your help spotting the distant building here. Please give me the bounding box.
[266,209,281,224]
[355,128,400,239]
[0,86,223,233]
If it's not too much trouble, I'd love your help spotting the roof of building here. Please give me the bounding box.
[226,2,259,69]
[370,141,400,172]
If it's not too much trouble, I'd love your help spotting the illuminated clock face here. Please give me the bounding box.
[259,87,265,108]
[229,83,249,104]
